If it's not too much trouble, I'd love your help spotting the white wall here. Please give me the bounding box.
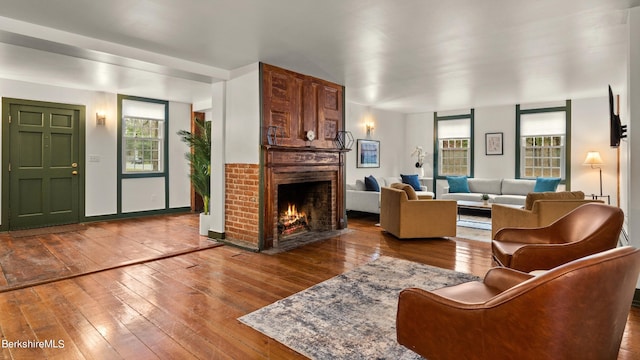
[474,106,517,179]
[209,81,226,234]
[122,177,166,212]
[85,91,118,216]
[345,102,406,184]
[168,101,192,208]
[0,78,191,223]
[225,63,260,164]
[571,97,620,205]
[405,112,434,177]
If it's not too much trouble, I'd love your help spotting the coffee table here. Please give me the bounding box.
[456,200,521,220]
[457,201,490,220]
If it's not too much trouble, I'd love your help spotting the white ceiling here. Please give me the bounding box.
[0,0,638,113]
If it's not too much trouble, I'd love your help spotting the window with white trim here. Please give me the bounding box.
[437,117,472,176]
[123,116,164,172]
[120,98,167,175]
[518,110,566,180]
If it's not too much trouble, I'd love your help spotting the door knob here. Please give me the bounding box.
[72,170,78,175]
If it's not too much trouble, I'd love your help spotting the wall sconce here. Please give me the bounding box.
[96,112,106,126]
[365,122,375,137]
[583,151,603,196]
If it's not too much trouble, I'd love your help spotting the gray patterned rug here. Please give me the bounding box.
[238,256,480,359]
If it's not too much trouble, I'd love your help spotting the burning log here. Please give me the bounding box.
[278,204,309,236]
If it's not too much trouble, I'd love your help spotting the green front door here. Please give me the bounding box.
[9,103,80,230]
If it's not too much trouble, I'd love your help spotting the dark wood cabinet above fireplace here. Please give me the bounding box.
[261,63,344,149]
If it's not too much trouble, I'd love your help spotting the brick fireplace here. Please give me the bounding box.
[223,63,346,251]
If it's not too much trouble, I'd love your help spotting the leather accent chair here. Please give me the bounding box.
[492,203,623,272]
[380,185,457,239]
[396,246,640,360]
[491,191,601,238]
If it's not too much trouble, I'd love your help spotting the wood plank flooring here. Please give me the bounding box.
[0,213,220,291]
[0,212,638,359]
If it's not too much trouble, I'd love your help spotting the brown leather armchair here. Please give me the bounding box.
[492,203,623,272]
[396,246,640,360]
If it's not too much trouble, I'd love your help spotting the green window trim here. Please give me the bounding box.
[117,95,170,214]
[433,109,475,180]
[515,100,571,188]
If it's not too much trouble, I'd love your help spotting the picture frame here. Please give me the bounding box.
[485,132,503,155]
[356,139,380,168]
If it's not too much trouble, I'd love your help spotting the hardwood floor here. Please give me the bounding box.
[0,213,220,291]
[0,213,638,359]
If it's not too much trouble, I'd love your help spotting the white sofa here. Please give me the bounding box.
[346,176,435,214]
[440,178,537,206]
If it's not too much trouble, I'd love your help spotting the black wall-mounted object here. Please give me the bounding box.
[609,85,627,148]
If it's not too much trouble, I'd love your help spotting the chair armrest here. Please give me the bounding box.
[397,287,487,359]
[511,239,618,272]
[493,227,557,244]
[483,267,534,292]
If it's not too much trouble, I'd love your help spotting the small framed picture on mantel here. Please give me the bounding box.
[357,139,380,168]
[485,132,503,155]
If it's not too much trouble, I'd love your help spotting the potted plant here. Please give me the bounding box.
[480,194,490,205]
[178,120,211,235]
[411,146,426,177]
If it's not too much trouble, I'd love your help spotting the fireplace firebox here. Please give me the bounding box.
[277,181,331,238]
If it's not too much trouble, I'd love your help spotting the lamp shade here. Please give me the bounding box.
[583,151,603,166]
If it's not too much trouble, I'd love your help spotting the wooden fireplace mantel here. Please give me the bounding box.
[263,145,350,169]
[262,146,347,249]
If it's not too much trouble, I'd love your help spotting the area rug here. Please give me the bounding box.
[238,256,480,359]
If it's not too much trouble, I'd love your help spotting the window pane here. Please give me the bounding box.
[123,116,164,173]
[439,137,470,176]
[521,135,563,180]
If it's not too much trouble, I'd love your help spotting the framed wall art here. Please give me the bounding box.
[356,139,380,168]
[485,132,503,155]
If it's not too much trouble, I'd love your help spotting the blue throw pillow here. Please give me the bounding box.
[364,175,380,192]
[401,174,422,191]
[534,177,561,192]
[446,176,470,193]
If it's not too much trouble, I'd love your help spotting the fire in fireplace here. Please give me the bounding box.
[277,181,331,239]
[278,204,309,236]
